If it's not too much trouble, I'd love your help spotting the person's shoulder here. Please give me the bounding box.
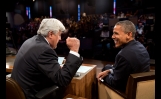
[121,42,137,53]
[128,40,146,52]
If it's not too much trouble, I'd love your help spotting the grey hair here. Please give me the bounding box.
[115,20,136,38]
[37,18,66,36]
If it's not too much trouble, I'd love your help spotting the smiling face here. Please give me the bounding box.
[112,25,133,48]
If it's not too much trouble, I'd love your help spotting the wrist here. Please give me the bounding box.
[70,49,79,53]
[105,70,110,74]
[69,50,80,57]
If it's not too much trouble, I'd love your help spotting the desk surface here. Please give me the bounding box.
[6,55,97,74]
[73,64,96,80]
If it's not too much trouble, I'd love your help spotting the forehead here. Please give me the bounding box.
[113,25,122,31]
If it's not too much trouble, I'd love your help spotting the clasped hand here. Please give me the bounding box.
[97,70,110,82]
[66,37,80,52]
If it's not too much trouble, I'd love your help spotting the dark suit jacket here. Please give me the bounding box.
[104,40,150,92]
[11,34,83,99]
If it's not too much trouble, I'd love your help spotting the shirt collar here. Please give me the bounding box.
[43,36,50,45]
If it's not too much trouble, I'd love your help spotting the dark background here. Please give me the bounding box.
[6,0,155,19]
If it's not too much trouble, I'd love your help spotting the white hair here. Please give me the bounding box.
[37,18,66,36]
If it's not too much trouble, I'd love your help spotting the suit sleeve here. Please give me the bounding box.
[37,48,83,87]
[104,54,132,91]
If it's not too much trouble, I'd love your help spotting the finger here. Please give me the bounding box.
[97,74,100,79]
[66,37,69,41]
[66,37,69,40]
[97,78,101,81]
[97,73,102,79]
[97,77,99,81]
[99,78,104,82]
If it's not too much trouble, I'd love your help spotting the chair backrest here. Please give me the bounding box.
[6,77,26,99]
[6,76,60,99]
[126,71,155,99]
[98,71,155,99]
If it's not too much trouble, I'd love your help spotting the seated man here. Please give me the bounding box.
[11,18,83,99]
[97,20,150,92]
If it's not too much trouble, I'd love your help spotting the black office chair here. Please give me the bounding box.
[6,77,59,99]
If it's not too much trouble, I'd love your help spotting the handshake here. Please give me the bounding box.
[66,37,80,53]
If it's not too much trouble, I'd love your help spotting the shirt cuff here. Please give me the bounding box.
[69,50,80,57]
[109,69,113,74]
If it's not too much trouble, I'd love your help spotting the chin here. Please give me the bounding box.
[53,46,57,49]
[115,44,119,47]
[51,46,56,49]
[115,44,121,48]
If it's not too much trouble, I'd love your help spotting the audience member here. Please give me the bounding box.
[6,28,12,41]
[97,20,150,92]
[100,26,110,50]
[11,18,83,99]
[136,22,144,36]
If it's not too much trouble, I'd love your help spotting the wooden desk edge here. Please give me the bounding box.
[6,67,13,73]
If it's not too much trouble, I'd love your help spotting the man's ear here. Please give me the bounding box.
[48,31,53,38]
[128,32,133,37]
[126,32,132,40]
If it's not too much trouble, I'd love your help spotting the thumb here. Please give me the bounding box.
[66,37,69,41]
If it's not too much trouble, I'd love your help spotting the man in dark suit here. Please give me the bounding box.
[97,20,150,92]
[11,18,83,99]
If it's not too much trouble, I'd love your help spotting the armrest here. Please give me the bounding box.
[35,85,59,99]
[103,82,127,98]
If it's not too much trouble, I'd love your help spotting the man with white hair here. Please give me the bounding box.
[11,18,83,99]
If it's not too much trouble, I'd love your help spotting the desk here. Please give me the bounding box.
[63,94,87,99]
[6,55,97,99]
[64,64,97,99]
